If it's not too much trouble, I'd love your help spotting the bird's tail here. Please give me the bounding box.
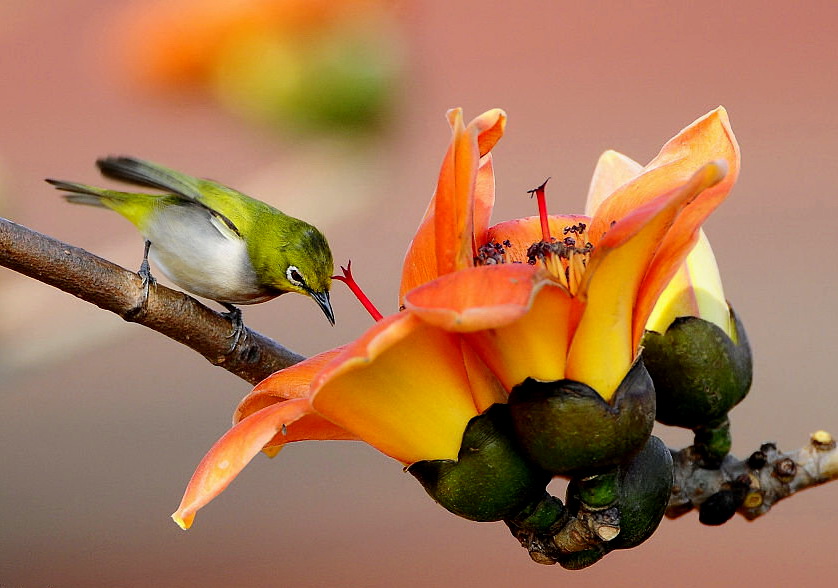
[45,179,112,207]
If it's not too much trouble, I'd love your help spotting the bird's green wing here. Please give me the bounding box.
[97,156,272,236]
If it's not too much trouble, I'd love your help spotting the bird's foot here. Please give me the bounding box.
[221,303,246,352]
[137,240,156,307]
[137,260,157,306]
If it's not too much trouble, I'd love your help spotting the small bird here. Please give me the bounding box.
[47,156,335,343]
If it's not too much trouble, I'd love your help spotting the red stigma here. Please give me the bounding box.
[332,260,384,322]
[527,177,552,242]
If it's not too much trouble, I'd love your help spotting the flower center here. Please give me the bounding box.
[332,260,384,321]
[526,223,592,295]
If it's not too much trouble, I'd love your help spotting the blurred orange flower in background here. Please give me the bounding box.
[112,0,403,133]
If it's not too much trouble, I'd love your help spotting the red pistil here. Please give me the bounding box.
[527,177,552,242]
[332,260,384,322]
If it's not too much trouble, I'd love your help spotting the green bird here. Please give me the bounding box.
[47,156,335,342]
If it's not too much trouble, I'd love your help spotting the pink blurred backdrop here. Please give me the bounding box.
[2,1,837,586]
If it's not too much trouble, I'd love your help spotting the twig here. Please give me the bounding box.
[0,217,305,384]
[667,430,838,522]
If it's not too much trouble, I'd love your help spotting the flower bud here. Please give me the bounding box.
[408,404,550,522]
[507,359,655,475]
[642,307,751,430]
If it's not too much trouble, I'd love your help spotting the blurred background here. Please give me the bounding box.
[2,1,837,586]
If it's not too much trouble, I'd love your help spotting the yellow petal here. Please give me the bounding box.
[311,313,479,464]
[584,150,643,217]
[461,341,509,411]
[464,282,573,390]
[567,161,727,401]
[645,230,731,336]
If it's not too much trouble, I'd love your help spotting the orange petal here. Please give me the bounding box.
[587,107,738,247]
[173,397,320,530]
[566,161,727,401]
[472,154,496,249]
[584,150,644,216]
[404,264,544,332]
[435,110,495,276]
[311,313,479,464]
[434,108,473,276]
[633,162,730,346]
[238,347,345,421]
[235,347,359,450]
[486,214,591,264]
[399,109,506,302]
[400,154,496,302]
[470,108,507,157]
[405,265,573,390]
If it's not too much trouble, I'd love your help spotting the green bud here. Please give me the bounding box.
[408,404,550,522]
[507,359,655,475]
[606,435,673,550]
[642,306,752,430]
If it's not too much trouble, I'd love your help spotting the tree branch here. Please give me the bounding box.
[0,217,305,384]
[667,430,838,523]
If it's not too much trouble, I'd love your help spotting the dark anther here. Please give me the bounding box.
[773,458,797,482]
[475,241,509,266]
[562,222,587,235]
[747,450,768,470]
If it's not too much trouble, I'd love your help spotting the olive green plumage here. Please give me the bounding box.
[48,156,335,324]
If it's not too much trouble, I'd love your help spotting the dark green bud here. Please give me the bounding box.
[557,546,607,570]
[642,306,752,429]
[507,359,655,475]
[408,404,550,522]
[606,435,673,550]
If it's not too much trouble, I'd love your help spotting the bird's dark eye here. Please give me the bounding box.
[286,265,305,286]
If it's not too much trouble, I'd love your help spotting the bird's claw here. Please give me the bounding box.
[137,259,156,306]
[221,303,246,353]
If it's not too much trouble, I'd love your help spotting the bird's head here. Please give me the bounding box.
[273,223,335,325]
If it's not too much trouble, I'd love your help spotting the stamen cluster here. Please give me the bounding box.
[474,240,513,266]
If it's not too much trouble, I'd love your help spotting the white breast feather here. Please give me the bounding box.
[143,205,273,304]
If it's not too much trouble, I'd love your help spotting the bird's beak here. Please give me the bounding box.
[310,290,335,326]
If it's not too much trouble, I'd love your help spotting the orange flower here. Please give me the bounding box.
[172,107,739,529]
[404,107,738,400]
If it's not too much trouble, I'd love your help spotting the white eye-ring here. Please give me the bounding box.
[287,265,305,286]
